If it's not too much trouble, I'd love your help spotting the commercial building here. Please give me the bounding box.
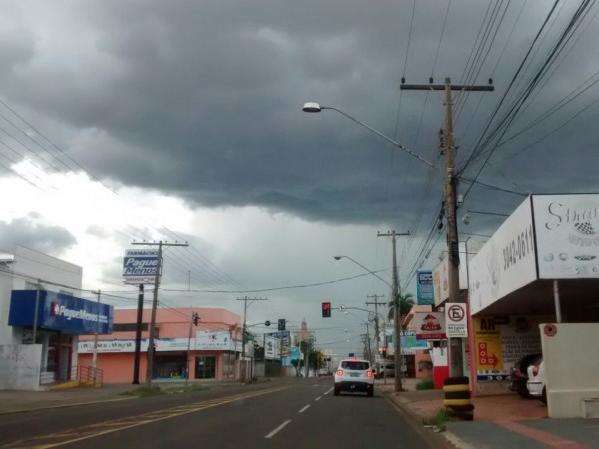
[0,246,113,390]
[468,194,599,417]
[78,307,242,383]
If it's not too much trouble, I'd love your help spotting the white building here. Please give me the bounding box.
[0,246,112,390]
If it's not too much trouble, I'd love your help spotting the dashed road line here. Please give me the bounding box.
[298,404,311,413]
[315,396,322,401]
[323,387,334,395]
[265,419,292,439]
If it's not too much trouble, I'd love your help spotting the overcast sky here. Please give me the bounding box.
[0,0,598,355]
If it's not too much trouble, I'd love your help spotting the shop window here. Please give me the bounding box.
[195,356,216,379]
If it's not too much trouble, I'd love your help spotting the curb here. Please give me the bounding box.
[443,430,475,449]
[384,391,455,449]
[0,396,135,416]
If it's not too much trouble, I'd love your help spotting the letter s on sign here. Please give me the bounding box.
[545,202,563,231]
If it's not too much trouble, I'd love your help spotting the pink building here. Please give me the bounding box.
[78,307,241,383]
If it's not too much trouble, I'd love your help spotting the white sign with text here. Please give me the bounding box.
[445,303,468,337]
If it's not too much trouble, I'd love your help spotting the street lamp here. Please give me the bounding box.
[462,209,509,225]
[302,102,434,167]
[333,255,392,288]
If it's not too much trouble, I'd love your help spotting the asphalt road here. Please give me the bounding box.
[0,378,436,449]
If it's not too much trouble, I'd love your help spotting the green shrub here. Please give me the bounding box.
[416,379,435,390]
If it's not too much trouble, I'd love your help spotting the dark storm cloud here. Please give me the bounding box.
[0,217,76,254]
[0,0,595,226]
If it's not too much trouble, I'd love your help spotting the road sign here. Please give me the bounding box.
[278,319,286,331]
[445,302,468,337]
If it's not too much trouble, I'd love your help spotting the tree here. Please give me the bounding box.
[388,292,415,321]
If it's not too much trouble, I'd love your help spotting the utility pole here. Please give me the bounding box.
[366,294,385,364]
[401,77,494,377]
[186,312,199,385]
[378,230,410,392]
[92,290,101,379]
[131,240,189,386]
[236,296,269,381]
[132,284,144,384]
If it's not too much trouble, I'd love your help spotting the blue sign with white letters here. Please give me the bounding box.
[8,290,114,334]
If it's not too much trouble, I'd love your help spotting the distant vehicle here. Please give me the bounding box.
[334,358,374,397]
[526,360,546,404]
[510,353,542,398]
[318,368,331,376]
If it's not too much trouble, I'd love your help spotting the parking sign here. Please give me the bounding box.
[445,302,468,337]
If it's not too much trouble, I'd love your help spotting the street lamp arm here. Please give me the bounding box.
[321,106,434,167]
[335,255,393,289]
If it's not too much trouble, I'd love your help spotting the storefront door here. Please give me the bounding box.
[195,356,216,379]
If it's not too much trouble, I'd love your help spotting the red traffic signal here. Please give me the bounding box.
[322,301,331,318]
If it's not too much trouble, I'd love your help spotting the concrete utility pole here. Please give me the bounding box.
[366,294,385,359]
[236,296,269,380]
[401,77,493,377]
[186,312,199,385]
[132,283,144,384]
[378,230,410,392]
[92,290,101,375]
[131,240,189,386]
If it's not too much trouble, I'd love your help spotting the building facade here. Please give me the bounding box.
[78,307,242,383]
[0,246,113,390]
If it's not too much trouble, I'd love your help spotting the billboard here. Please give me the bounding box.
[416,270,434,305]
[400,330,429,354]
[433,243,469,306]
[9,290,113,334]
[123,249,160,285]
[469,197,537,315]
[264,335,280,359]
[410,311,446,340]
[533,194,599,279]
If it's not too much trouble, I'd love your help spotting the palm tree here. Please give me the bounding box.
[388,292,415,321]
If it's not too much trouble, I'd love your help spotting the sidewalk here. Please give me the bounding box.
[381,379,599,449]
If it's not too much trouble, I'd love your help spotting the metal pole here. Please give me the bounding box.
[132,284,144,384]
[32,281,41,344]
[391,233,403,392]
[145,241,162,386]
[553,280,562,323]
[92,290,101,374]
[186,313,194,385]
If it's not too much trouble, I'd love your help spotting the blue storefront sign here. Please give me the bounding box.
[8,290,114,334]
[416,270,434,305]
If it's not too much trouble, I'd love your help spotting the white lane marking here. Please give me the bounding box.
[265,419,292,439]
[323,387,334,395]
[298,404,311,413]
[315,395,322,401]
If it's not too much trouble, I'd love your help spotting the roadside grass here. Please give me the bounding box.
[119,384,208,398]
[415,379,435,390]
[423,408,451,431]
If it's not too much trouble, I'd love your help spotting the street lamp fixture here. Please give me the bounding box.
[332,255,392,288]
[302,102,433,167]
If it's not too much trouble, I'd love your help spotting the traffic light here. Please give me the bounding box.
[278,319,286,331]
[322,301,331,318]
[192,312,200,326]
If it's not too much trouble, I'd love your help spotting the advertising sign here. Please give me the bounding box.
[410,312,446,340]
[9,290,113,334]
[473,317,504,380]
[400,330,429,354]
[469,197,537,315]
[416,270,434,305]
[264,335,280,359]
[122,249,160,285]
[445,303,468,337]
[533,194,599,279]
[433,243,469,306]
[269,330,291,356]
[78,332,238,353]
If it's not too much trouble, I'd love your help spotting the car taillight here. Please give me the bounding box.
[367,370,373,378]
[336,369,344,376]
[532,365,539,376]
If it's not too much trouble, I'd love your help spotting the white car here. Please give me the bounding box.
[526,360,547,404]
[334,358,374,396]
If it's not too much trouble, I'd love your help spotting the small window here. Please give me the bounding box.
[341,361,369,370]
